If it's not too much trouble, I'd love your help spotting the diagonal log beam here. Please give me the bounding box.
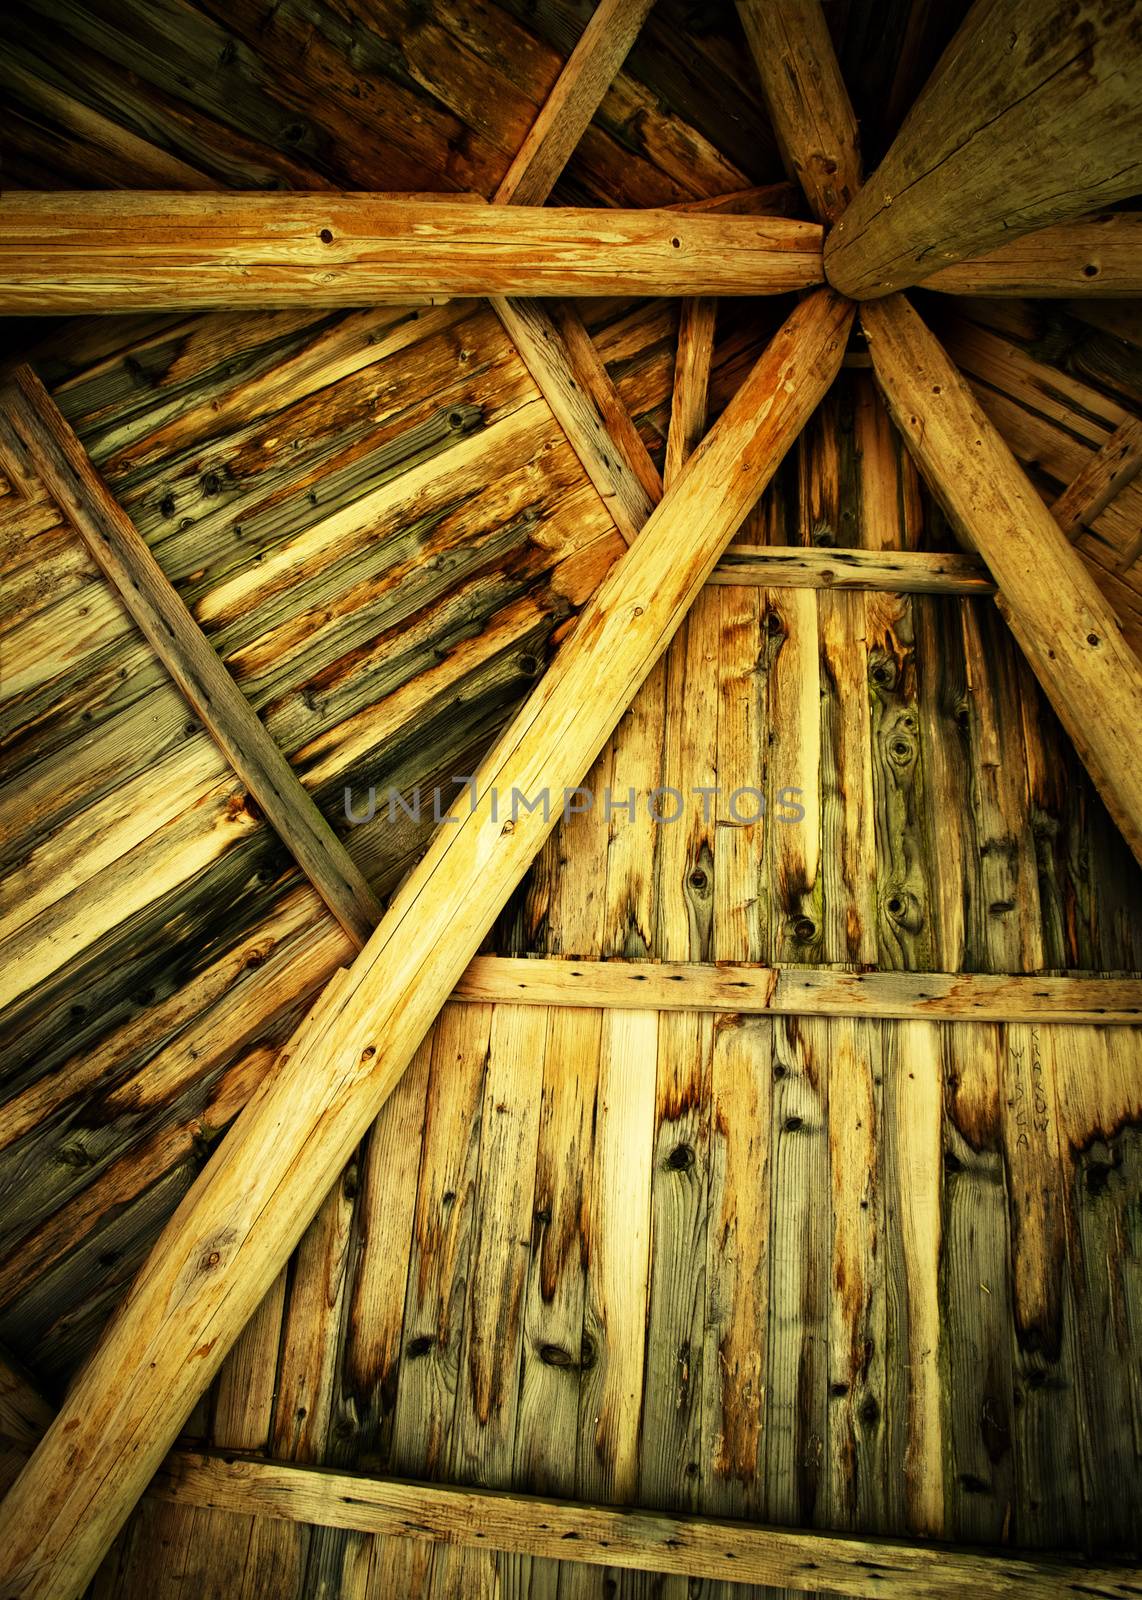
[493,0,658,206]
[0,288,853,1600]
[3,367,383,949]
[0,193,823,313]
[736,0,861,223]
[1050,416,1142,538]
[923,212,1142,298]
[862,294,1142,867]
[824,0,1142,299]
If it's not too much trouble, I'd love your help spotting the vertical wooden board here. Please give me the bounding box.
[818,591,876,969]
[998,1022,1085,1549]
[210,1267,287,1451]
[697,1011,770,1523]
[576,1007,657,1505]
[714,584,765,964]
[958,604,1044,975]
[866,594,933,971]
[796,386,842,548]
[450,1002,547,1488]
[824,1015,887,1533]
[363,1530,435,1600]
[913,596,973,973]
[764,1016,829,1528]
[942,1023,1016,1545]
[655,586,720,962]
[638,1008,711,1512]
[1051,1025,1142,1551]
[854,373,922,553]
[764,588,823,967]
[603,667,665,959]
[881,1020,945,1539]
[389,1002,493,1481]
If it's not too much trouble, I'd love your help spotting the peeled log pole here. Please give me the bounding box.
[0,193,823,313]
[0,289,853,1600]
[824,0,1142,299]
[923,213,1142,298]
[736,0,860,223]
[862,294,1142,867]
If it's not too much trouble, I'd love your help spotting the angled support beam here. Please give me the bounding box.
[1050,415,1142,539]
[0,193,823,313]
[0,289,853,1600]
[825,0,1142,299]
[665,297,718,489]
[494,0,658,206]
[146,1451,1142,1598]
[710,543,993,594]
[924,212,1142,298]
[452,956,1142,1025]
[4,368,382,949]
[736,0,861,223]
[862,294,1142,867]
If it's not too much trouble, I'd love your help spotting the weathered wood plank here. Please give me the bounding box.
[3,367,383,949]
[494,0,657,207]
[736,0,861,223]
[710,544,993,594]
[0,193,824,311]
[147,1449,1142,1599]
[450,957,1142,1023]
[924,213,1142,297]
[824,0,1142,298]
[862,293,1142,868]
[1050,416,1142,539]
[0,290,852,1600]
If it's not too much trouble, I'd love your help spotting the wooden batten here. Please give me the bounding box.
[0,193,824,312]
[0,290,854,1600]
[736,0,861,223]
[862,294,1142,867]
[2,368,383,950]
[710,544,994,595]
[924,213,1142,297]
[824,0,1142,298]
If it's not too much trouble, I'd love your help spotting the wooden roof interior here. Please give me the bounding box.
[0,2,1140,1596]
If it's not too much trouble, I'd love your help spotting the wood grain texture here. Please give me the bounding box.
[1050,416,1142,538]
[493,0,658,206]
[736,0,861,222]
[824,0,1142,297]
[147,1449,1142,1599]
[0,290,852,1600]
[862,294,1142,868]
[0,193,824,311]
[3,366,383,950]
[924,212,1142,297]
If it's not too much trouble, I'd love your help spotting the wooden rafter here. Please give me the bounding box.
[824,0,1142,299]
[862,293,1142,868]
[1050,416,1142,539]
[736,0,861,223]
[0,193,823,312]
[493,0,658,207]
[924,212,1142,298]
[0,290,853,1600]
[710,544,993,594]
[451,956,1142,1025]
[3,367,383,949]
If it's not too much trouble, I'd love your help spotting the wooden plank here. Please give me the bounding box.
[1050,416,1142,538]
[0,288,853,1600]
[924,213,1142,297]
[664,298,717,490]
[449,956,1142,1024]
[710,544,993,594]
[146,1449,1142,1600]
[736,0,861,223]
[0,193,824,311]
[493,0,657,206]
[3,367,383,950]
[861,294,1142,868]
[824,0,1142,298]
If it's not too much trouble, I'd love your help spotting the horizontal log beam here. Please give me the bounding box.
[3,367,383,950]
[825,0,1142,298]
[150,1451,1142,1600]
[0,193,824,312]
[451,957,1142,1024]
[0,289,853,1600]
[924,213,1142,297]
[710,543,993,594]
[862,294,1142,868]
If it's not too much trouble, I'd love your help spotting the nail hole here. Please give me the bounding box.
[319,228,334,244]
